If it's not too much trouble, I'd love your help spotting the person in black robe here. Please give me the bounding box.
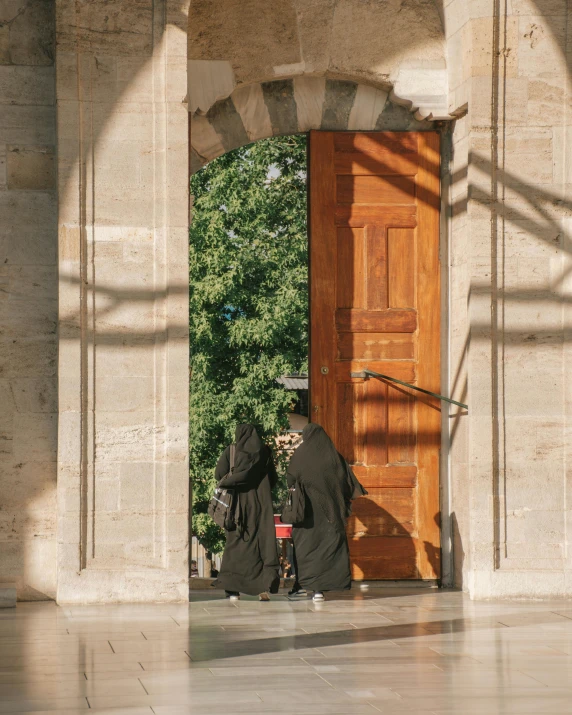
[213,424,280,600]
[287,423,367,601]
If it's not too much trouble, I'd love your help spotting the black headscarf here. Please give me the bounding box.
[219,423,277,489]
[288,424,367,531]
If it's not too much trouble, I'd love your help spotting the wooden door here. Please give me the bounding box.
[309,131,441,580]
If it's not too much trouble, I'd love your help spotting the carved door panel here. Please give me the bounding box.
[309,131,441,579]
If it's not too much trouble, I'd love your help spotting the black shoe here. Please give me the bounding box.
[225,591,240,600]
[287,587,308,600]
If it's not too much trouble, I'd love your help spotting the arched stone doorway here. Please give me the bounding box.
[52,0,454,603]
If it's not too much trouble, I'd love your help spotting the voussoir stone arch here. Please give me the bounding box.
[190,77,436,173]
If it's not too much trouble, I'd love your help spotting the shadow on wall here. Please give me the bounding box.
[451,513,465,589]
[0,0,58,602]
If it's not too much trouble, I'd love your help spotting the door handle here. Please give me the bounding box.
[350,368,468,410]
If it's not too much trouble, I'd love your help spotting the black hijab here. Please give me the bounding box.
[221,423,277,489]
[234,423,265,472]
[288,424,367,530]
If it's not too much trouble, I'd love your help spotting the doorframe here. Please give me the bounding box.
[439,125,454,589]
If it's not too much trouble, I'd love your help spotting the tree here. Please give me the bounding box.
[190,135,308,554]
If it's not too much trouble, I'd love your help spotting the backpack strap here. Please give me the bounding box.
[230,443,235,470]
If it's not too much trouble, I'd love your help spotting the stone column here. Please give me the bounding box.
[56,0,189,602]
[446,2,572,598]
[0,0,58,601]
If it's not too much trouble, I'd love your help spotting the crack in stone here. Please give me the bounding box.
[68,24,149,37]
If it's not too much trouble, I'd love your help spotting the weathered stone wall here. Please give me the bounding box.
[444,0,472,592]
[0,0,57,600]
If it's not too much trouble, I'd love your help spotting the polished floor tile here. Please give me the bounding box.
[1,589,571,714]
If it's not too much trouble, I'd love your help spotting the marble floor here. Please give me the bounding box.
[0,588,571,714]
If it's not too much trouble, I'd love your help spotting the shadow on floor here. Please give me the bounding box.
[187,589,571,663]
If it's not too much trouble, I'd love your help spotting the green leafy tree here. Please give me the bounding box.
[190,135,308,554]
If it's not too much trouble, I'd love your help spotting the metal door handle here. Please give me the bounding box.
[350,368,468,410]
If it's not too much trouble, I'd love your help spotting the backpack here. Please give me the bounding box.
[208,445,238,531]
[280,479,306,526]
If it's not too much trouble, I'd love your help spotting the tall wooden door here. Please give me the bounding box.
[309,131,441,580]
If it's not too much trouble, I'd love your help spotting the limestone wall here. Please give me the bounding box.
[0,0,58,600]
[444,0,472,591]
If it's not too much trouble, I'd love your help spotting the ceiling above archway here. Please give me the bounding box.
[188,0,450,171]
[188,0,450,137]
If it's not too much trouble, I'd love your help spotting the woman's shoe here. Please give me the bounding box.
[287,588,308,600]
[312,591,325,602]
[259,592,270,601]
[225,591,240,601]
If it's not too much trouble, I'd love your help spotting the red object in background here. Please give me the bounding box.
[274,514,292,539]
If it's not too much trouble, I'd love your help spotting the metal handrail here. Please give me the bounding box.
[350,368,468,411]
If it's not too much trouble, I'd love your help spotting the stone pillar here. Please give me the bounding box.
[0,0,58,600]
[56,0,189,603]
[446,2,572,598]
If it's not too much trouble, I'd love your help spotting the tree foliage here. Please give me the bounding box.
[190,135,308,554]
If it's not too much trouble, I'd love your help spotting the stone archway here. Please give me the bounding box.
[187,0,451,169]
[190,78,436,173]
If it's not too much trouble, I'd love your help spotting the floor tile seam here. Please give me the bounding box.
[513,668,559,688]
[550,610,572,621]
[315,672,336,689]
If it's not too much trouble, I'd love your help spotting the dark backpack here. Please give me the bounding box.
[280,479,306,526]
[208,445,238,531]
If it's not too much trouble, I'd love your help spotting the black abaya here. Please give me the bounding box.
[287,423,367,592]
[214,424,280,596]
